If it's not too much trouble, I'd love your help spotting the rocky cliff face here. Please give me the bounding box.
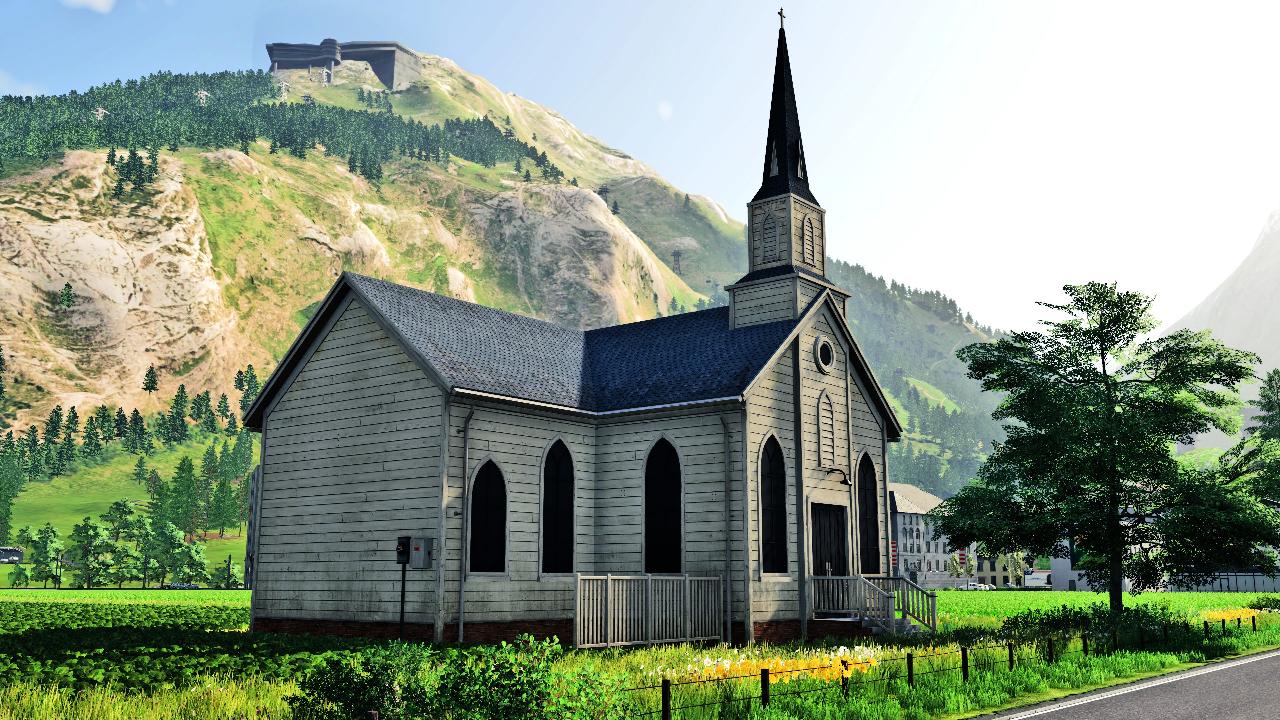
[0,140,698,425]
[0,151,240,416]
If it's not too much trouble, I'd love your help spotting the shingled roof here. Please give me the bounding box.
[245,273,805,427]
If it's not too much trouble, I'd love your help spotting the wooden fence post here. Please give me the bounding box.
[1253,615,1258,632]
[1203,620,1210,640]
[841,660,849,698]
[1007,643,1015,669]
[1081,632,1088,656]
[646,575,654,643]
[1138,626,1144,650]
[961,647,969,682]
[604,574,612,648]
[1221,619,1227,636]
[1046,637,1054,664]
[1237,617,1242,629]
[761,668,771,708]
[907,652,915,687]
[661,679,672,720]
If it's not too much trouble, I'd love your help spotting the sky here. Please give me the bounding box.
[5,0,1280,331]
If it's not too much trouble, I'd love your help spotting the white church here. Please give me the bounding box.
[243,23,936,645]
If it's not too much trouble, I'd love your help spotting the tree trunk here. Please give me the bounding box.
[1107,507,1124,614]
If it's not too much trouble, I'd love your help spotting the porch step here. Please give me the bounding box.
[810,617,874,639]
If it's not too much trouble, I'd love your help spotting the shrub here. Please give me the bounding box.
[286,642,436,720]
[427,634,626,720]
[1247,595,1280,611]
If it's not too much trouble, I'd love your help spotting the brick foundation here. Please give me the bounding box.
[252,616,573,645]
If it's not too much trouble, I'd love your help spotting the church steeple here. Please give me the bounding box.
[753,21,817,206]
[728,12,846,329]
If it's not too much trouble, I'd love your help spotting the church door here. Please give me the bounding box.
[810,504,848,578]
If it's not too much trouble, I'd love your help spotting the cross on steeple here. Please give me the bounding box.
[778,7,785,28]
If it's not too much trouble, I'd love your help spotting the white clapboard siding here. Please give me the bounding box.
[254,299,445,625]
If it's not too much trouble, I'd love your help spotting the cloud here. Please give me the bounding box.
[0,70,42,97]
[657,100,673,122]
[61,0,117,13]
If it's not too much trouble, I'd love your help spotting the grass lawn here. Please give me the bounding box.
[935,589,1273,630]
[0,589,251,605]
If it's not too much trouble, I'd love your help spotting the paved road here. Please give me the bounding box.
[989,649,1280,720]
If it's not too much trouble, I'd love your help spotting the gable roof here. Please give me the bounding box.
[889,482,944,515]
[245,273,803,427]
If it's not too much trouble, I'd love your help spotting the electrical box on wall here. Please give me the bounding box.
[409,536,434,570]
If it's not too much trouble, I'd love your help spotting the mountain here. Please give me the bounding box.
[1173,209,1280,447]
[0,43,1002,498]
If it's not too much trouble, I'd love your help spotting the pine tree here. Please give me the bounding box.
[106,147,117,166]
[210,471,236,537]
[522,169,532,182]
[93,405,113,444]
[100,499,135,543]
[200,405,219,434]
[237,366,260,416]
[81,416,102,458]
[22,426,41,480]
[114,407,128,441]
[132,456,148,486]
[168,457,200,538]
[57,282,75,310]
[225,413,238,435]
[111,176,125,199]
[570,177,578,187]
[167,385,189,444]
[216,393,231,422]
[199,444,219,531]
[142,365,159,394]
[611,200,620,215]
[128,409,151,455]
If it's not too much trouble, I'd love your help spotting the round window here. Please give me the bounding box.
[814,337,835,373]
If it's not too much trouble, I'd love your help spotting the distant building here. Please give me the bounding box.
[0,547,23,564]
[889,483,1027,589]
[265,38,421,90]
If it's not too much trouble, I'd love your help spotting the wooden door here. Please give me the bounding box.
[810,503,848,577]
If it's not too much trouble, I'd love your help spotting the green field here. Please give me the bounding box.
[0,589,251,605]
[906,376,960,413]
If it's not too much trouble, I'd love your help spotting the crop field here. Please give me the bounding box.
[0,590,1277,719]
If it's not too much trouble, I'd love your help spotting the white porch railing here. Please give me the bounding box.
[869,576,938,632]
[574,574,723,648]
[809,575,895,633]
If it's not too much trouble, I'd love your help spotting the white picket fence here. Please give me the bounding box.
[574,574,723,648]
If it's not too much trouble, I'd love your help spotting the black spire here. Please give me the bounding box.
[752,23,818,205]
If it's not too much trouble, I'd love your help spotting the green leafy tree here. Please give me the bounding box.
[9,563,29,588]
[1250,369,1280,441]
[65,517,113,588]
[142,364,159,394]
[108,542,142,588]
[100,499,135,542]
[28,523,62,589]
[931,282,1279,612]
[144,521,185,586]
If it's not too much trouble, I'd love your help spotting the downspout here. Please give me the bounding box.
[718,414,733,644]
[792,339,808,642]
[433,395,452,644]
[740,403,754,645]
[456,406,476,643]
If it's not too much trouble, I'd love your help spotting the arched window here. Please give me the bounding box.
[469,461,506,573]
[857,455,881,575]
[818,393,836,468]
[803,217,816,265]
[542,440,574,574]
[761,213,778,263]
[760,437,788,574]
[644,438,682,574]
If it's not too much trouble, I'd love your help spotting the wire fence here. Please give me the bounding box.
[625,614,1265,719]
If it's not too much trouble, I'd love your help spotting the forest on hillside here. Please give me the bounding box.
[828,258,1007,497]
[0,70,567,187]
